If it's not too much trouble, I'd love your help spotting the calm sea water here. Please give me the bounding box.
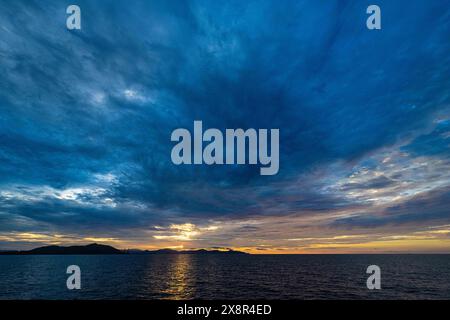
[0,254,449,299]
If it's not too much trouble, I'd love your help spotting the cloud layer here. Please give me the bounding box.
[1,0,450,252]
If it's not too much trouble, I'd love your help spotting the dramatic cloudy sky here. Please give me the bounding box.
[0,0,449,252]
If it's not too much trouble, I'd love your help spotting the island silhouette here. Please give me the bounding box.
[0,243,249,255]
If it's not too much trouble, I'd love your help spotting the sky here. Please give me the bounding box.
[0,0,450,253]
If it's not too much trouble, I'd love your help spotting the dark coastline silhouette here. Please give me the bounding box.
[0,243,249,255]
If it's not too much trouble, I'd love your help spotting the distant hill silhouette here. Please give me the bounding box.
[0,243,123,255]
[128,248,249,255]
[0,243,249,255]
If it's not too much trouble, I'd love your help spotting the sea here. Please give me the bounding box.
[0,254,449,299]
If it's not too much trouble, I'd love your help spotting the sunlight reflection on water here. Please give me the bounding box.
[160,255,195,299]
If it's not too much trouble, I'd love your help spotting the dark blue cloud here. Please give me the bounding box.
[1,0,450,244]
